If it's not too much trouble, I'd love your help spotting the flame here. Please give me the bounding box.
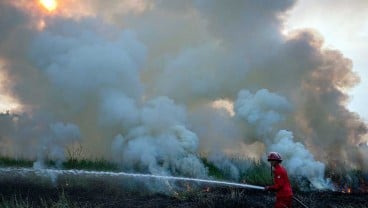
[39,0,58,12]
[342,187,352,194]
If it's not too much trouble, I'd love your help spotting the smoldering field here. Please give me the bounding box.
[0,0,368,207]
[0,164,367,208]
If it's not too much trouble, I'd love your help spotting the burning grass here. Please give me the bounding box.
[326,169,368,194]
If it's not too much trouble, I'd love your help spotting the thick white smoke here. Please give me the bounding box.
[33,122,80,168]
[110,96,207,178]
[0,0,367,187]
[234,89,291,137]
[269,130,329,189]
[0,112,80,167]
[234,89,330,188]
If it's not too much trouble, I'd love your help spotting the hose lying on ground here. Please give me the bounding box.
[292,196,309,208]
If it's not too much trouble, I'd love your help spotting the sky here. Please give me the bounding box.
[286,0,368,122]
[0,0,367,187]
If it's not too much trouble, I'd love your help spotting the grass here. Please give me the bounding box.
[0,157,33,168]
[62,158,119,172]
[0,156,119,172]
[0,154,367,191]
[0,154,367,208]
[201,157,226,180]
[41,191,81,208]
[0,195,31,208]
[240,160,272,186]
[0,155,267,183]
[0,192,90,208]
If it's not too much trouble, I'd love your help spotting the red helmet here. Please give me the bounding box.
[267,152,282,161]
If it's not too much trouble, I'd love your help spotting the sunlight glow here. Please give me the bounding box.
[212,99,235,116]
[39,0,58,12]
[0,63,22,113]
[0,96,21,113]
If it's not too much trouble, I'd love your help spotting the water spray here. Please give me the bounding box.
[1,167,311,207]
[0,167,265,190]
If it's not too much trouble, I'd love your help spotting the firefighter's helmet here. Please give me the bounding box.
[267,152,282,161]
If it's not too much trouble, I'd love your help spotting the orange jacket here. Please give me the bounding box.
[267,164,293,198]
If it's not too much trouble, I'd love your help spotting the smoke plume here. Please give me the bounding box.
[0,0,367,188]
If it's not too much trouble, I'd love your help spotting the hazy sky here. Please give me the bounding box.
[286,0,368,122]
[1,0,366,123]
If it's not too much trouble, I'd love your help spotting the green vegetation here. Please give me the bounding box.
[0,155,270,185]
[201,157,226,180]
[240,160,272,186]
[0,157,33,168]
[0,154,367,191]
[0,154,367,208]
[0,156,119,172]
[62,158,119,172]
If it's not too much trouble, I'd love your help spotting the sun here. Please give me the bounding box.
[39,0,58,12]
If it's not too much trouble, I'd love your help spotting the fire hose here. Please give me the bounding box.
[101,172,310,207]
[292,196,309,208]
[237,184,309,208]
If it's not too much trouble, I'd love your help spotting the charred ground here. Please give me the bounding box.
[0,176,367,208]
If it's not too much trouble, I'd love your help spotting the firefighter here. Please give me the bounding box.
[264,152,293,208]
